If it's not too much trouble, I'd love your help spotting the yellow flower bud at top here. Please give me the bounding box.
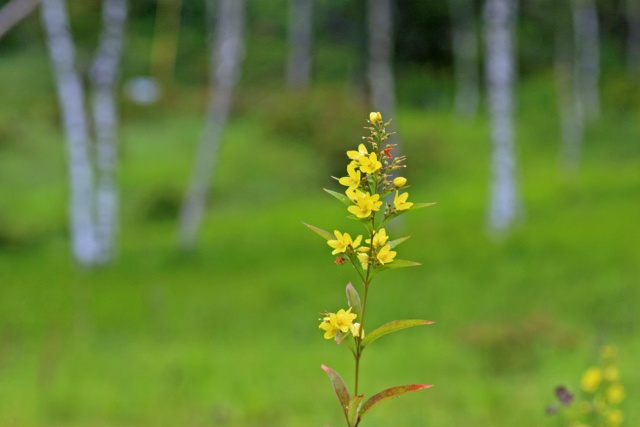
[393,177,407,188]
[606,383,625,404]
[369,111,382,124]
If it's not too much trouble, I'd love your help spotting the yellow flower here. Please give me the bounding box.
[606,409,624,427]
[357,252,369,270]
[347,143,369,161]
[376,244,396,265]
[581,367,602,393]
[369,111,382,124]
[327,231,362,255]
[603,366,620,382]
[338,164,361,191]
[393,176,407,188]
[347,191,383,218]
[318,308,358,340]
[606,383,625,404]
[394,191,413,211]
[366,228,389,247]
[359,152,382,174]
[351,322,363,338]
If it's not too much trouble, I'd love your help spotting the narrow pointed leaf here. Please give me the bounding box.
[321,365,351,418]
[361,319,434,349]
[346,283,362,318]
[347,395,365,426]
[359,384,432,420]
[388,236,411,249]
[302,222,334,241]
[411,202,437,210]
[372,259,421,276]
[324,188,352,206]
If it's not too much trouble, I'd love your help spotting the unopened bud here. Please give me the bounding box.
[369,112,382,124]
[393,177,407,188]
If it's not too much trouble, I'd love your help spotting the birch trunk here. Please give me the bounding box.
[555,4,584,173]
[0,0,39,39]
[449,0,480,117]
[484,0,520,234]
[178,0,245,250]
[572,0,600,119]
[627,0,640,73]
[90,0,127,263]
[367,0,397,121]
[286,0,313,89]
[40,0,98,265]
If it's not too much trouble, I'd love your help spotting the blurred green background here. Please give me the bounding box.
[0,0,639,426]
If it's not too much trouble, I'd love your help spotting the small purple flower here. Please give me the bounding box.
[555,385,574,406]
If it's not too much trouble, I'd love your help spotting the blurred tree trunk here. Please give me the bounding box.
[627,0,640,73]
[178,0,245,250]
[555,2,584,173]
[40,0,99,265]
[0,0,39,39]
[90,0,127,263]
[571,0,600,119]
[367,0,397,122]
[484,0,521,234]
[449,0,480,118]
[286,0,313,90]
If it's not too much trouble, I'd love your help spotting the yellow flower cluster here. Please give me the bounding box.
[579,345,625,427]
[318,308,359,340]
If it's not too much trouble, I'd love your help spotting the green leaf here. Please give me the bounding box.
[302,222,334,241]
[358,384,432,421]
[372,259,421,276]
[345,283,362,319]
[347,395,365,427]
[361,319,434,349]
[411,202,437,210]
[321,364,351,420]
[388,236,410,249]
[323,188,352,207]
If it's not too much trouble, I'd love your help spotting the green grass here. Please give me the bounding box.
[1,46,639,426]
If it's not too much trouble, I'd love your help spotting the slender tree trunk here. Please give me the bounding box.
[178,0,245,250]
[367,0,397,120]
[90,0,127,263]
[286,0,313,90]
[449,0,480,117]
[0,0,39,39]
[572,0,600,119]
[484,0,520,234]
[555,3,584,173]
[627,0,640,73]
[40,0,98,265]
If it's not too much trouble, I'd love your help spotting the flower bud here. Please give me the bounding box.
[393,177,407,188]
[369,112,382,124]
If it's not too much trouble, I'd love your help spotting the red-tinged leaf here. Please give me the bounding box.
[302,222,334,241]
[361,319,434,349]
[347,395,365,427]
[346,283,362,319]
[323,188,353,207]
[358,384,432,421]
[321,364,351,419]
[388,236,411,249]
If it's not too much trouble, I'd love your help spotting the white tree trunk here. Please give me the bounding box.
[555,7,584,173]
[484,0,520,234]
[178,0,245,250]
[367,0,397,120]
[627,0,640,73]
[286,0,313,90]
[0,0,39,39]
[40,0,99,265]
[90,0,127,263]
[449,0,480,117]
[572,0,600,119]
